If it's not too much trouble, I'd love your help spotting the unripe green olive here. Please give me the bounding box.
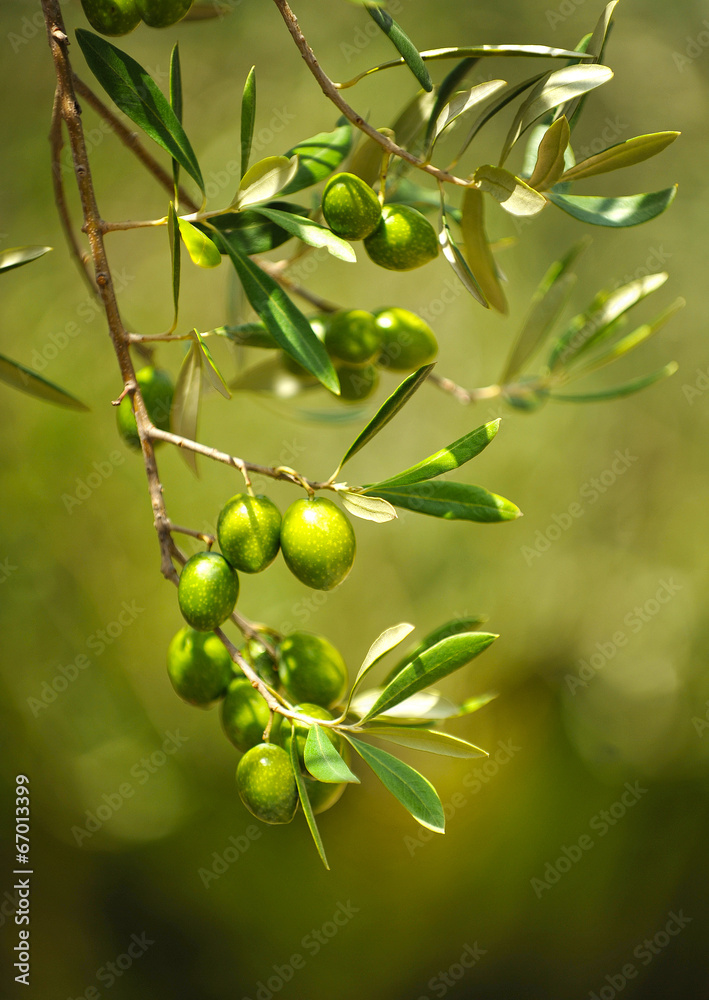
[280,497,355,591]
[305,774,347,815]
[177,552,239,632]
[364,205,439,271]
[242,637,279,688]
[335,363,379,402]
[217,493,282,574]
[321,172,382,241]
[374,308,438,372]
[80,0,141,35]
[166,626,233,707]
[325,310,381,366]
[116,366,174,450]
[221,678,270,752]
[278,631,348,709]
[236,743,298,825]
[136,0,193,28]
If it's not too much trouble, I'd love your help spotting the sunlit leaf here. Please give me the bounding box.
[370,420,500,489]
[474,165,546,217]
[361,727,487,759]
[460,188,506,314]
[76,30,203,191]
[304,725,360,784]
[350,622,416,701]
[365,480,521,523]
[0,352,89,411]
[547,186,678,228]
[192,330,230,399]
[527,115,570,191]
[0,245,52,274]
[560,132,680,184]
[235,155,299,209]
[338,491,397,522]
[240,66,256,178]
[423,56,480,150]
[562,1,619,128]
[438,196,487,307]
[454,72,546,164]
[169,43,182,190]
[365,5,433,92]
[280,124,353,195]
[383,616,488,684]
[177,217,221,268]
[430,80,507,147]
[254,207,356,262]
[201,202,309,256]
[167,202,180,327]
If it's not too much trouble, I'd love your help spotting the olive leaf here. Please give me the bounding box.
[547,186,678,228]
[383,616,488,685]
[240,66,256,179]
[191,331,230,399]
[169,43,182,191]
[527,115,570,191]
[167,203,181,329]
[177,218,221,268]
[460,188,507,314]
[234,156,299,210]
[253,207,356,262]
[303,725,360,784]
[364,481,521,523]
[280,124,353,195]
[438,194,487,307]
[290,731,329,870]
[551,362,678,402]
[559,132,679,184]
[337,491,397,523]
[365,5,433,92]
[0,352,89,411]
[474,165,547,217]
[361,727,487,759]
[348,622,416,707]
[0,245,52,274]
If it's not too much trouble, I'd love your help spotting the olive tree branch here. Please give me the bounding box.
[270,0,473,189]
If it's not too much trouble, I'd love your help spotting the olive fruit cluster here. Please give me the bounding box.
[116,365,174,450]
[321,172,439,271]
[166,626,350,824]
[80,0,193,37]
[176,492,355,637]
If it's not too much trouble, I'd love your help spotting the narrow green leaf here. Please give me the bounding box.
[346,736,445,833]
[169,43,182,190]
[430,80,507,147]
[337,364,434,471]
[547,186,678,228]
[455,73,546,164]
[201,202,310,256]
[254,207,356,262]
[211,322,278,349]
[193,330,230,399]
[304,725,360,784]
[362,727,487,759]
[351,688,460,722]
[365,480,521,523]
[290,731,329,870]
[280,124,353,195]
[76,29,203,191]
[423,57,480,151]
[460,188,506,314]
[562,1,619,128]
[171,341,202,475]
[361,632,498,721]
[383,616,488,684]
[551,362,678,402]
[350,622,416,702]
[456,692,499,716]
[240,66,256,179]
[370,420,501,490]
[501,238,590,381]
[438,195,488,307]
[474,165,547,217]
[560,132,680,184]
[235,156,299,209]
[167,203,181,327]
[177,218,222,268]
[217,238,339,393]
[0,245,52,274]
[338,491,397,523]
[0,352,89,411]
[499,64,613,165]
[527,115,570,191]
[549,272,668,370]
[365,5,433,92]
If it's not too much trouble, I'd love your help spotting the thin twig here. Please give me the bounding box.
[428,372,502,405]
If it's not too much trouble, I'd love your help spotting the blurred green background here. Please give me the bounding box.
[1,0,708,997]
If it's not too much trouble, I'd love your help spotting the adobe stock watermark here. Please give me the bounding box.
[564,577,683,694]
[26,599,145,717]
[7,0,72,54]
[405,740,521,857]
[691,701,709,738]
[62,450,126,514]
[588,910,691,1000]
[546,0,591,31]
[672,21,709,74]
[521,449,638,566]
[241,900,359,1000]
[415,943,487,1000]
[681,365,709,405]
[71,729,189,846]
[531,781,647,897]
[0,556,18,584]
[198,824,262,888]
[65,931,154,1000]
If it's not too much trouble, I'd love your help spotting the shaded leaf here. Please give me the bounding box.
[304,725,360,784]
[430,80,507,146]
[240,66,256,179]
[361,632,498,721]
[547,186,678,228]
[370,420,501,490]
[389,178,460,221]
[171,341,202,475]
[337,364,434,471]
[193,330,230,399]
[169,43,182,190]
[527,115,570,191]
[366,5,433,92]
[455,72,546,164]
[212,322,278,349]
[560,132,680,184]
[217,238,339,393]
[500,64,613,165]
[280,125,353,195]
[76,29,203,191]
[200,202,309,256]
[338,491,398,523]
[390,90,437,153]
[254,207,356,262]
[0,245,52,274]
[350,622,416,700]
[460,188,506,314]
[362,727,487,759]
[346,736,445,832]
[384,616,488,684]
[177,218,221,268]
[475,165,547,217]
[502,238,589,381]
[552,362,678,402]
[235,155,298,209]
[0,352,88,411]
[290,730,329,870]
[438,197,487,307]
[423,57,480,151]
[167,204,181,331]
[365,480,521,523]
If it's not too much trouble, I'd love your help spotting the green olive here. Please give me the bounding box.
[325,310,381,366]
[236,743,298,825]
[364,205,439,271]
[217,493,282,574]
[136,0,193,28]
[280,497,355,591]
[177,552,239,632]
[321,172,382,241]
[373,308,438,371]
[116,366,174,450]
[221,678,270,753]
[166,627,233,707]
[335,363,379,402]
[278,631,348,709]
[80,0,141,36]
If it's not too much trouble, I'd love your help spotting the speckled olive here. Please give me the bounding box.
[136,0,193,28]
[236,743,298,825]
[321,172,382,241]
[217,493,282,574]
[116,366,174,449]
[374,308,438,372]
[177,552,239,632]
[325,310,381,366]
[278,631,348,709]
[166,627,233,707]
[221,678,270,753]
[80,0,141,35]
[280,497,355,591]
[364,204,439,271]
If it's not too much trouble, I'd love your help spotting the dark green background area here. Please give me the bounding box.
[1,1,708,997]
